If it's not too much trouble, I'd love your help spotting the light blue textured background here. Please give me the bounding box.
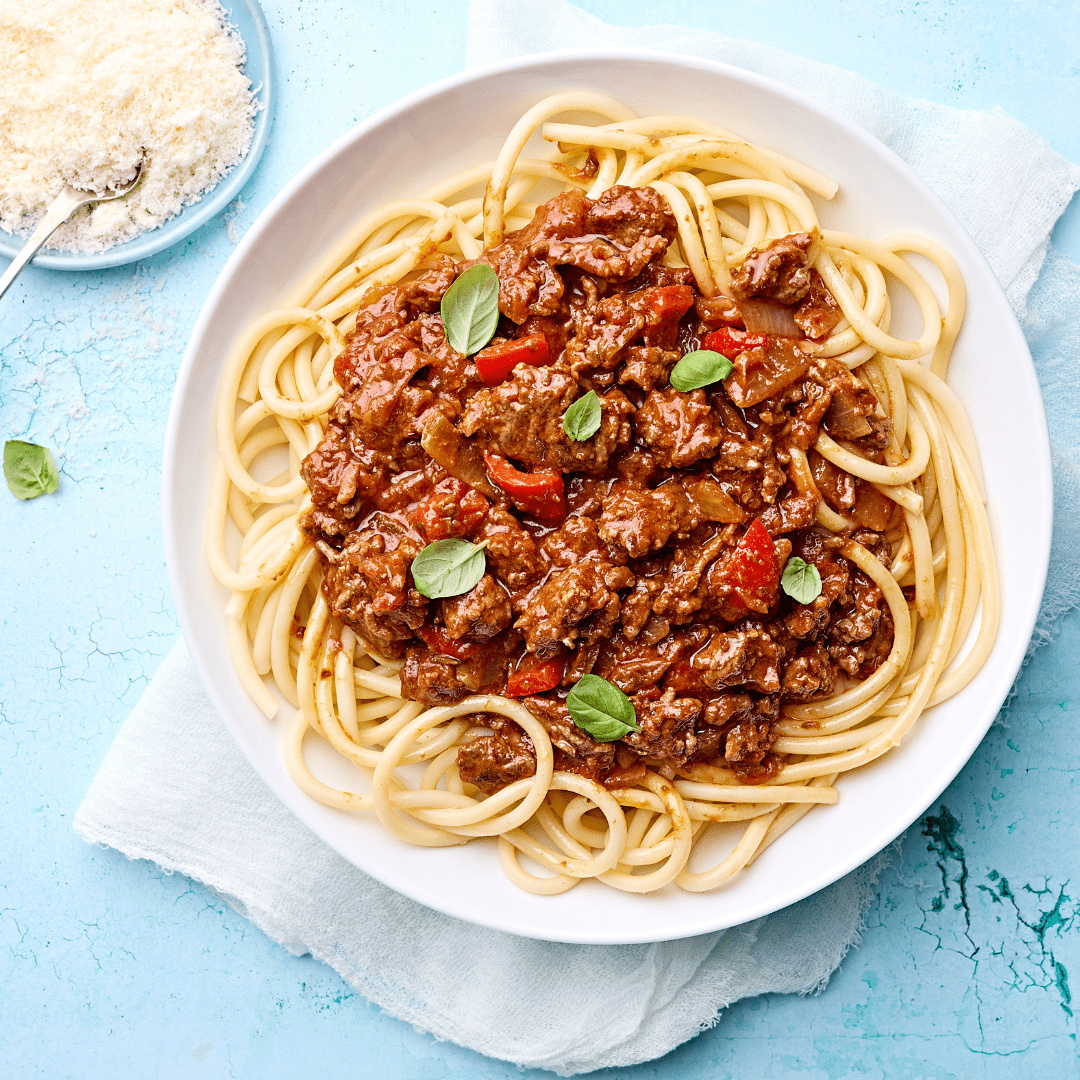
[2,1,1078,1077]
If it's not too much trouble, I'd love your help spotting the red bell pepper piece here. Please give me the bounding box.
[473,333,550,385]
[506,653,566,697]
[644,285,695,324]
[719,517,780,614]
[483,451,566,526]
[417,625,483,661]
[703,327,769,359]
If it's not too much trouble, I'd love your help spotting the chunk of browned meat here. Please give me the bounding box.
[301,418,386,538]
[702,692,754,727]
[694,294,743,325]
[612,447,660,486]
[533,190,669,282]
[793,270,843,339]
[564,292,648,375]
[480,188,586,323]
[540,514,627,568]
[635,388,722,468]
[618,346,680,392]
[564,285,687,378]
[781,641,837,701]
[458,365,633,475]
[730,229,819,305]
[440,574,512,642]
[338,312,453,434]
[474,507,545,601]
[598,482,702,558]
[333,302,408,396]
[691,627,785,694]
[522,695,615,781]
[828,607,894,679]
[321,514,429,656]
[399,645,471,705]
[759,493,819,535]
[515,562,636,653]
[459,363,573,463]
[622,692,703,765]
[454,636,519,694]
[593,631,681,693]
[731,755,784,784]
[724,716,774,763]
[456,720,537,794]
[779,355,885,452]
[585,186,678,248]
[399,259,458,311]
[648,529,730,625]
[830,570,885,644]
[783,530,850,639]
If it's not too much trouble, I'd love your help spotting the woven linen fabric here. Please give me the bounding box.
[75,1,1080,1073]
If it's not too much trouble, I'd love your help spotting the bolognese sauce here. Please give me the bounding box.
[299,185,898,795]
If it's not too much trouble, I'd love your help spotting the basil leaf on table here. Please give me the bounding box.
[562,390,602,441]
[669,349,734,392]
[781,556,823,604]
[411,538,488,599]
[4,440,59,500]
[566,673,641,742]
[441,264,500,355]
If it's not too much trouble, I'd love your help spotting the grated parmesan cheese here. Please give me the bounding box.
[0,0,258,253]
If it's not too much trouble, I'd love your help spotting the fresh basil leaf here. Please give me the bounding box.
[441,264,500,355]
[566,673,640,742]
[781,556,823,604]
[669,349,734,392]
[562,390,602,442]
[4,440,59,500]
[411,538,488,599]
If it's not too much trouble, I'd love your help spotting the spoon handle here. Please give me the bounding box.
[0,187,88,302]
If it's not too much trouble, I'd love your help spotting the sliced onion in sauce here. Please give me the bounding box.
[685,475,748,523]
[824,390,874,439]
[737,297,802,337]
[419,412,499,499]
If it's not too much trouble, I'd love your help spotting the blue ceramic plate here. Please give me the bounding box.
[0,0,274,272]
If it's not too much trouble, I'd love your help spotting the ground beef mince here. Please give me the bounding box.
[730,229,819,305]
[300,187,896,793]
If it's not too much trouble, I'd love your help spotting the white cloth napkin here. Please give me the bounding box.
[75,1,1080,1074]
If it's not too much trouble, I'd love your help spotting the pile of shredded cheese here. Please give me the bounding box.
[0,0,258,253]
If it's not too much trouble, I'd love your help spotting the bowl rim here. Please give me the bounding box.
[164,48,1053,943]
[0,0,275,272]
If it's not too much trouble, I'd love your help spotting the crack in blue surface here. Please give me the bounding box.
[920,802,1077,1028]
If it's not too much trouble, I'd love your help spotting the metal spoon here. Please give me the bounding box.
[0,161,146,300]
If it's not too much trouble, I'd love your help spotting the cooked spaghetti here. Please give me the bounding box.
[207,92,998,895]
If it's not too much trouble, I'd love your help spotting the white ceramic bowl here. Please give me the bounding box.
[164,52,1052,944]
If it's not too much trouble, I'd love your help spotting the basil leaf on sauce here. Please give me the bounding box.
[411,538,488,599]
[562,390,602,442]
[781,556,823,604]
[669,349,734,392]
[4,440,59,500]
[441,264,500,355]
[566,673,641,742]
